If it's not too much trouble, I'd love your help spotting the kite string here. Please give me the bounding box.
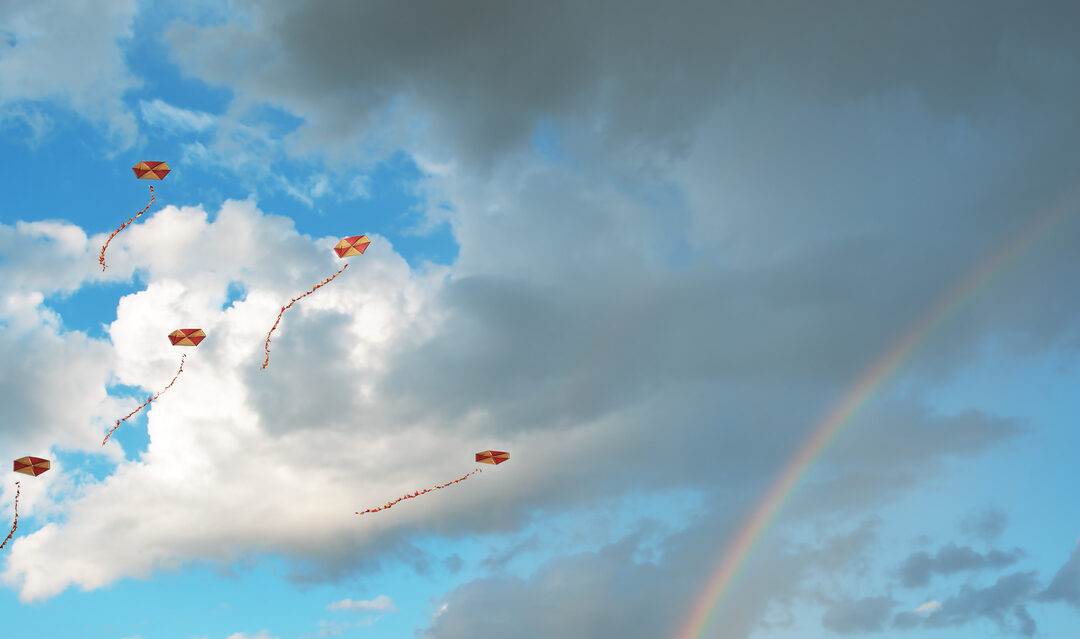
[102,354,187,446]
[261,263,350,369]
[0,482,20,551]
[355,468,482,515]
[99,184,155,271]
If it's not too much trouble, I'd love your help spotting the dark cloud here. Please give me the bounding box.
[961,509,1008,542]
[896,542,1024,588]
[1039,541,1080,610]
[161,1,1080,170]
[423,517,880,639]
[893,571,1040,636]
[821,596,895,634]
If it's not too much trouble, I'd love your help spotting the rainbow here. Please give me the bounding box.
[675,194,1077,639]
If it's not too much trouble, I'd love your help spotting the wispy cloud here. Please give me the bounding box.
[138,98,216,133]
[326,595,397,612]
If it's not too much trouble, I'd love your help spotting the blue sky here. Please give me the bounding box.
[1,2,1080,638]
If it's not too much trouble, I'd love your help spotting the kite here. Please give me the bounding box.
[476,450,509,465]
[99,161,171,271]
[102,328,203,446]
[2,457,51,551]
[262,235,370,369]
[355,450,508,516]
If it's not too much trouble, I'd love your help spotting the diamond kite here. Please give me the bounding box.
[13,457,50,477]
[262,235,369,369]
[2,457,50,551]
[132,161,171,180]
[334,235,370,258]
[169,328,206,346]
[476,450,509,465]
[103,329,203,446]
[100,161,171,270]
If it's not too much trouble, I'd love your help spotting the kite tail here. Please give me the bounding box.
[261,263,349,369]
[100,184,155,271]
[355,468,481,516]
[0,482,20,551]
[102,354,186,446]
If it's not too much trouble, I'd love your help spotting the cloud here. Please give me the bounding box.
[423,517,881,639]
[896,542,1025,588]
[159,1,1080,174]
[960,508,1009,542]
[2,6,1079,637]
[893,571,1040,636]
[821,596,895,634]
[326,595,397,612]
[913,600,941,616]
[0,0,140,148]
[1039,539,1080,610]
[138,98,216,133]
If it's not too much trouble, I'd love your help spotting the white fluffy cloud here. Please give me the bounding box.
[0,0,140,148]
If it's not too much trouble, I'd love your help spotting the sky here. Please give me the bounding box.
[0,1,1079,638]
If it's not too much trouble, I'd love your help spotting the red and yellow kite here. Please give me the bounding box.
[262,235,370,369]
[169,329,206,346]
[355,450,508,516]
[333,235,370,258]
[132,161,170,180]
[2,457,51,550]
[476,450,509,465]
[99,161,172,270]
[103,329,203,446]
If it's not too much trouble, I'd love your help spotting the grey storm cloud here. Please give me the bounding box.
[897,542,1025,588]
[161,1,1080,169]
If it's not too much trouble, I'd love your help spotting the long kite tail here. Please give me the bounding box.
[0,482,20,551]
[102,354,187,446]
[261,263,349,369]
[355,468,481,516]
[100,184,155,271]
